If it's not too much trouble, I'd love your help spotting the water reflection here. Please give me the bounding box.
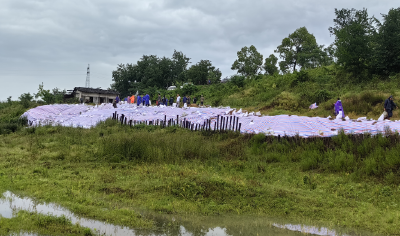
[0,191,373,236]
[273,223,349,236]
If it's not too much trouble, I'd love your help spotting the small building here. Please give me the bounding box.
[65,87,119,104]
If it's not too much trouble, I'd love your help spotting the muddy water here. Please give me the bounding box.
[0,191,374,236]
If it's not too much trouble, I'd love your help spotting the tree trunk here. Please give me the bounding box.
[293,60,297,72]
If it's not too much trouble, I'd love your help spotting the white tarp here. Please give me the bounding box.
[21,104,400,138]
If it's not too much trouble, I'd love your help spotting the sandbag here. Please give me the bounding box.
[336,111,343,119]
[378,113,385,121]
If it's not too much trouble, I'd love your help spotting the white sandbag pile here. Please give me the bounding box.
[21,104,400,137]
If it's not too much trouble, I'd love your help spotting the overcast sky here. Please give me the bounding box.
[0,0,397,101]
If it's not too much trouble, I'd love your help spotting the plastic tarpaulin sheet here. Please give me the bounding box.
[21,104,400,138]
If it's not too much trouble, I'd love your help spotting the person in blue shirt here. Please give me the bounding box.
[169,97,174,106]
[384,95,398,120]
[137,95,142,106]
[183,95,187,107]
[145,94,150,106]
[115,95,120,103]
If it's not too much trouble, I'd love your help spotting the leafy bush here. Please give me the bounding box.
[343,91,385,116]
[271,92,301,110]
[19,92,34,108]
[295,70,310,83]
[313,89,331,104]
[229,75,245,88]
[180,84,199,96]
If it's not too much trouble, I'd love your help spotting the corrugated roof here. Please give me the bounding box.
[74,87,119,95]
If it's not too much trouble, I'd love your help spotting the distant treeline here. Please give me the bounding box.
[110,7,400,98]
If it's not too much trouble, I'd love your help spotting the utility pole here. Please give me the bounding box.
[85,64,90,88]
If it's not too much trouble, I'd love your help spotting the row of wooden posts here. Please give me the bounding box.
[111,111,241,132]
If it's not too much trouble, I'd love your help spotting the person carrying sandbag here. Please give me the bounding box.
[384,95,398,120]
[334,98,345,119]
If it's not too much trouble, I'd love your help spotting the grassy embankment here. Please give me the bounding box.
[166,66,400,120]
[1,117,400,235]
[1,68,400,235]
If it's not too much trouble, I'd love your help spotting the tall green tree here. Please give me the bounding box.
[187,60,221,85]
[111,63,137,97]
[231,45,263,77]
[171,50,191,83]
[374,7,400,75]
[110,50,192,96]
[158,56,174,88]
[329,8,376,77]
[136,55,162,89]
[275,27,328,73]
[263,54,279,75]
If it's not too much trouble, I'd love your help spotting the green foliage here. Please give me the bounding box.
[0,100,32,135]
[342,91,385,116]
[231,45,263,77]
[19,92,34,108]
[329,8,375,78]
[180,84,199,96]
[275,27,330,73]
[272,92,301,111]
[111,50,197,97]
[187,59,221,85]
[374,7,400,75]
[313,89,331,104]
[0,211,93,236]
[229,75,245,88]
[263,54,279,75]
[34,83,69,104]
[35,83,55,104]
[295,70,310,83]
[35,214,70,227]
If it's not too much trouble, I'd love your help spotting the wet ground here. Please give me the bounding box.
[0,191,376,236]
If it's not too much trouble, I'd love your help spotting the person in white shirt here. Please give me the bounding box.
[176,94,181,108]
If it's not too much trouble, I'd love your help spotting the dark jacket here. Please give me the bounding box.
[384,98,397,110]
[183,97,187,103]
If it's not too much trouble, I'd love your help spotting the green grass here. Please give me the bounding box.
[1,122,400,235]
[0,211,93,235]
[1,70,400,235]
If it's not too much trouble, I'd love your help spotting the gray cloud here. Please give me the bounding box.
[0,0,397,100]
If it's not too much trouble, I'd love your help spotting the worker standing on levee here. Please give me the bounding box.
[384,95,398,120]
[334,98,345,118]
[130,95,135,104]
[137,94,142,106]
[145,94,150,106]
[176,94,181,108]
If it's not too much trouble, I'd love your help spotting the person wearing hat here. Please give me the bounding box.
[384,95,398,120]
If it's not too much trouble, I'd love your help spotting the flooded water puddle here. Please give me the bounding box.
[0,191,372,236]
[273,224,349,236]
